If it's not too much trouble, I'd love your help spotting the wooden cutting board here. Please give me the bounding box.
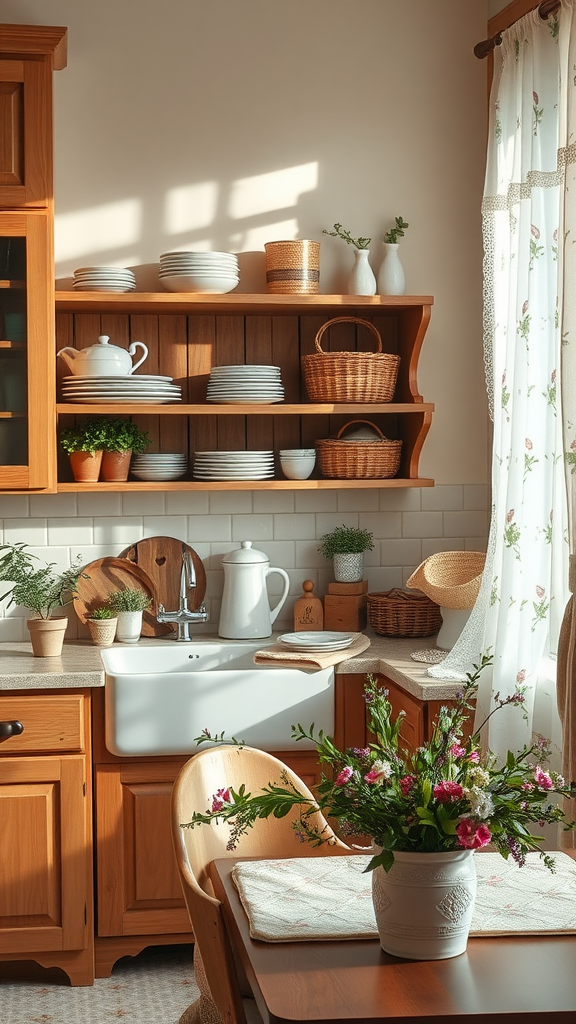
[74,557,158,634]
[120,536,207,636]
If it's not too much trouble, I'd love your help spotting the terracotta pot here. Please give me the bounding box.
[100,449,132,482]
[27,617,68,657]
[87,617,118,647]
[69,450,103,483]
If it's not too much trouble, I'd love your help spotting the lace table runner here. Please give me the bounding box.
[231,851,576,943]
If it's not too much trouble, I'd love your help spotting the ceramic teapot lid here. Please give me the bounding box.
[221,541,269,564]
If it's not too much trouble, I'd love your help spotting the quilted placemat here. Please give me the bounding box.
[231,851,576,943]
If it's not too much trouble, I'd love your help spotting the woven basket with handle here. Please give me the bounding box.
[315,419,402,479]
[302,317,400,403]
[367,589,442,638]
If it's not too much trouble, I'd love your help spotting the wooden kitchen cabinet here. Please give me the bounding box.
[54,292,434,492]
[0,691,94,986]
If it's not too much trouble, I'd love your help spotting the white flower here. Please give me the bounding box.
[463,786,495,820]
[468,766,490,787]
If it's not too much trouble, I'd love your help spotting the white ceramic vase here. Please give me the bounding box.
[347,248,376,296]
[333,552,364,583]
[371,849,477,960]
[377,243,406,296]
[115,610,143,644]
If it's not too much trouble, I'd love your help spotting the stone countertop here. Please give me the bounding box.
[0,631,459,700]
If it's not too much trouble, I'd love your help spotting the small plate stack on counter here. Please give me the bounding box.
[278,631,354,652]
[72,266,136,292]
[60,374,182,404]
[206,364,284,404]
[192,450,274,480]
[130,453,188,481]
[159,250,239,293]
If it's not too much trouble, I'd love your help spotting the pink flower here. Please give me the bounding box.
[522,300,529,315]
[400,775,415,795]
[456,819,492,849]
[536,585,545,599]
[533,91,539,104]
[521,782,535,791]
[525,438,533,451]
[335,766,353,787]
[534,766,553,790]
[506,509,515,524]
[531,224,540,239]
[211,787,232,812]
[516,669,526,684]
[449,743,466,759]
[467,750,481,763]
[433,781,463,803]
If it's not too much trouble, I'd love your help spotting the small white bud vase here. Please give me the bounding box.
[377,242,406,296]
[347,248,376,296]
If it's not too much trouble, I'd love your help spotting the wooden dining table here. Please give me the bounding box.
[209,857,576,1024]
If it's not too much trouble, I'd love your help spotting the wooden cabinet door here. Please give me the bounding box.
[0,211,56,490]
[95,762,191,938]
[0,755,91,955]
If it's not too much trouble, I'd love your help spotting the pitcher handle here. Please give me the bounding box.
[267,567,290,625]
[128,341,149,374]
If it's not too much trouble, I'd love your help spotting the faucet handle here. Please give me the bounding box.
[158,602,165,613]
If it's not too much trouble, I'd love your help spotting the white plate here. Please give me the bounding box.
[279,631,354,648]
[210,366,281,374]
[62,375,174,383]
[65,396,182,404]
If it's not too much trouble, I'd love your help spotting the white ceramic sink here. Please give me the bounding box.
[101,641,334,756]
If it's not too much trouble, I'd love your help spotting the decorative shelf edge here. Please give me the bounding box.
[56,402,435,415]
[55,291,435,314]
[56,478,435,493]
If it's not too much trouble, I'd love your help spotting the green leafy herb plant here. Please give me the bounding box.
[0,542,85,619]
[318,525,374,559]
[107,587,152,613]
[101,418,150,454]
[383,216,409,244]
[322,223,371,249]
[88,606,116,620]
[59,419,108,455]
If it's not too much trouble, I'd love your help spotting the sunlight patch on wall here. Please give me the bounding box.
[231,219,300,252]
[55,199,143,262]
[164,182,219,235]
[228,163,318,220]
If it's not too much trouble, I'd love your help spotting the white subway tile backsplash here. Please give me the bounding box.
[421,485,463,511]
[273,514,316,540]
[166,492,209,515]
[232,515,273,541]
[47,518,93,546]
[380,538,422,566]
[72,544,121,564]
[359,512,402,538]
[444,511,489,538]
[402,511,443,538]
[253,491,295,513]
[365,566,404,591]
[77,491,123,517]
[0,495,30,518]
[122,492,166,516]
[209,491,253,514]
[379,489,421,512]
[294,491,337,513]
[30,493,78,517]
[316,512,359,537]
[295,540,324,570]
[465,537,489,551]
[421,538,465,559]
[93,517,143,546]
[4,519,48,546]
[143,516,187,541]
[257,541,296,567]
[0,617,26,641]
[338,490,379,511]
[192,517,232,542]
[464,484,489,510]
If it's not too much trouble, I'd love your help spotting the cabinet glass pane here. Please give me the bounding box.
[0,237,28,465]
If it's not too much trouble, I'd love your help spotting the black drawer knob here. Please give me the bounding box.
[0,720,24,741]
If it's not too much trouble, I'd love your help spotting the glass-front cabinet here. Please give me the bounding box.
[0,212,55,489]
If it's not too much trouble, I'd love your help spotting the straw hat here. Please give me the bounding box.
[406,551,486,610]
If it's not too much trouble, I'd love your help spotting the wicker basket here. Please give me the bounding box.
[264,240,320,295]
[406,551,486,610]
[367,589,442,638]
[315,419,402,480]
[302,317,400,403]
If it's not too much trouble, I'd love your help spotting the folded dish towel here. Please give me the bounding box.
[253,632,370,669]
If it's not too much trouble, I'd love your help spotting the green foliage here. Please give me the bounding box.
[89,606,116,620]
[59,417,150,455]
[107,587,152,612]
[383,216,409,244]
[100,418,150,454]
[0,542,85,619]
[318,524,374,559]
[322,223,371,249]
[59,419,108,455]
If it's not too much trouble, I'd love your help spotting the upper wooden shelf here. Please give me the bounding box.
[55,292,435,315]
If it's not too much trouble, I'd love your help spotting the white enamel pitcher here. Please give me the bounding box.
[218,541,290,639]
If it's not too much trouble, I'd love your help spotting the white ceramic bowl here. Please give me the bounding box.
[160,274,239,294]
[279,448,316,457]
[280,455,316,480]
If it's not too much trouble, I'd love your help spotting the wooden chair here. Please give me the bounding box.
[171,744,352,1024]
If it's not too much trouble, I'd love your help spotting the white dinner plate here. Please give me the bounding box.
[279,631,354,648]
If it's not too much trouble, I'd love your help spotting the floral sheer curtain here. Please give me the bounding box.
[430,3,576,786]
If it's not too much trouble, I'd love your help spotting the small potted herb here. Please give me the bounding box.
[86,605,118,647]
[0,542,85,656]
[59,419,108,482]
[322,223,375,296]
[100,418,150,482]
[318,525,374,583]
[107,587,152,643]
[379,215,409,296]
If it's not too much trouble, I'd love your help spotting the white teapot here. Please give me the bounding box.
[56,334,149,376]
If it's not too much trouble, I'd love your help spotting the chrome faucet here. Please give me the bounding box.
[156,548,208,641]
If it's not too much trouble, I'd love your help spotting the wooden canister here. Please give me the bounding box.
[293,580,324,631]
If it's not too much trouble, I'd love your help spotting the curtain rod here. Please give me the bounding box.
[474,0,560,59]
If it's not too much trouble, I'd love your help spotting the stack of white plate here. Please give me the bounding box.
[60,375,182,404]
[278,631,354,652]
[73,267,136,292]
[159,251,239,294]
[130,453,188,481]
[192,450,275,480]
[206,365,284,404]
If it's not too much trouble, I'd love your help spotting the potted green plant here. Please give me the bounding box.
[86,605,118,647]
[100,418,150,482]
[0,542,85,656]
[318,524,374,583]
[107,586,152,643]
[59,419,108,482]
[378,215,409,296]
[322,223,375,296]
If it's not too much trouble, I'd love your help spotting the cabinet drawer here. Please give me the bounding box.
[0,694,86,753]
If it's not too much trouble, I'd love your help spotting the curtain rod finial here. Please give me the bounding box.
[474,34,502,60]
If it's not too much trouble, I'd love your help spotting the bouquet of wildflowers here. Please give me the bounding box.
[183,655,575,872]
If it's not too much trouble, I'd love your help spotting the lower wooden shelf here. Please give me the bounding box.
[57,477,434,492]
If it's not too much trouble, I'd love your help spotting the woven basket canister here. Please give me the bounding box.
[315,419,402,480]
[367,589,442,638]
[406,551,486,610]
[302,317,400,403]
[264,240,320,295]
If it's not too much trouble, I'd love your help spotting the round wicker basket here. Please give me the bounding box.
[367,589,442,638]
[264,240,320,294]
[315,420,402,480]
[406,551,486,610]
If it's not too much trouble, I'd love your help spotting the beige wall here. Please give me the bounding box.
[4,0,490,486]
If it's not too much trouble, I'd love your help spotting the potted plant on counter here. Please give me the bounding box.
[100,418,150,482]
[0,542,85,656]
[107,586,152,643]
[86,605,118,647]
[318,524,374,583]
[59,419,108,482]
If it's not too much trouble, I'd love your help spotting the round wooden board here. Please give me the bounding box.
[74,557,157,634]
[120,536,207,637]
